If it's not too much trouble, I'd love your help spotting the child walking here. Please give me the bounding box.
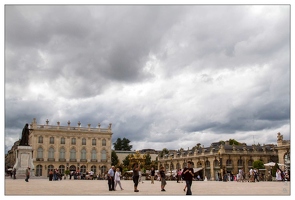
[114,168,124,191]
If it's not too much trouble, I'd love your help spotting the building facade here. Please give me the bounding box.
[158,132,290,181]
[18,118,113,177]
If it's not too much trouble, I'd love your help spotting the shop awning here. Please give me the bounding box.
[193,168,203,173]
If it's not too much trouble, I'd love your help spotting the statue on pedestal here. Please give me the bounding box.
[19,124,31,146]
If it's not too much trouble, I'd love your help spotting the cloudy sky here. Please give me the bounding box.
[4,4,290,153]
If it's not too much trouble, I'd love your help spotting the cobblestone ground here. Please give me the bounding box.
[4,177,291,196]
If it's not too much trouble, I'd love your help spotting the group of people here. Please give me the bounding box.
[276,168,290,181]
[107,166,124,191]
[48,168,63,181]
[107,161,195,195]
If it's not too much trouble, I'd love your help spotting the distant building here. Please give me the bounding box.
[115,149,159,166]
[6,118,113,178]
[158,132,290,181]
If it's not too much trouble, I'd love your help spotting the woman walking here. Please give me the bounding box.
[132,162,140,192]
[114,168,124,190]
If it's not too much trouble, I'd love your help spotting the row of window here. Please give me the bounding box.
[38,136,107,146]
[36,147,107,161]
[162,159,255,170]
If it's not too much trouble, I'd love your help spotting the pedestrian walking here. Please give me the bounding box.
[150,167,155,184]
[182,161,194,195]
[49,170,53,181]
[114,168,124,190]
[132,162,140,192]
[13,168,16,179]
[254,168,259,182]
[107,166,115,191]
[25,167,30,182]
[159,166,166,192]
[276,169,282,181]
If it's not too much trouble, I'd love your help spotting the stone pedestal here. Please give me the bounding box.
[13,146,34,178]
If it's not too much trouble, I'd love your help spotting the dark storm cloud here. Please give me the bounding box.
[4,5,290,151]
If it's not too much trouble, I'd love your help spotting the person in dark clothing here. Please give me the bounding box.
[49,170,53,181]
[150,167,155,184]
[25,167,30,182]
[13,168,16,179]
[107,166,115,191]
[159,166,167,191]
[132,162,140,192]
[182,161,194,195]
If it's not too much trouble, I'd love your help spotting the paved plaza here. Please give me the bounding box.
[4,176,291,196]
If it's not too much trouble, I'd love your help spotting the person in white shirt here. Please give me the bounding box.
[276,169,282,181]
[114,168,124,190]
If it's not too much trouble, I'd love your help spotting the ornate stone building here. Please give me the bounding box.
[7,118,113,178]
[158,133,290,181]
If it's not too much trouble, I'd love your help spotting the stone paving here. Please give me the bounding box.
[3,176,291,196]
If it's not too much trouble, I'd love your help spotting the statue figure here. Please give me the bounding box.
[277,132,283,141]
[19,124,31,146]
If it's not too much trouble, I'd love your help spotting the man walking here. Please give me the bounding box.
[25,167,30,182]
[182,161,194,195]
[107,166,115,191]
[150,167,155,184]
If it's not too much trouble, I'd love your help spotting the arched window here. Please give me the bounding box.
[60,137,65,144]
[80,165,86,173]
[82,138,86,145]
[48,147,54,160]
[81,148,86,160]
[170,163,174,170]
[101,150,106,161]
[91,149,97,161]
[237,159,243,167]
[91,165,97,174]
[59,165,65,175]
[92,139,96,146]
[226,159,232,167]
[70,148,76,161]
[205,160,210,168]
[38,136,43,143]
[37,147,43,159]
[101,166,107,174]
[214,160,219,168]
[102,139,106,146]
[35,164,42,176]
[248,159,253,167]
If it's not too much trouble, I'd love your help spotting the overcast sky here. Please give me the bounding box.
[4,5,290,153]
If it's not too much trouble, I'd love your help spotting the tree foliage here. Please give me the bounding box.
[160,148,169,157]
[229,139,240,145]
[113,137,133,151]
[145,153,152,166]
[253,160,265,169]
[111,150,119,166]
[122,155,130,167]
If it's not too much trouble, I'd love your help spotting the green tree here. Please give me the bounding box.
[229,139,240,145]
[111,150,119,166]
[160,148,169,157]
[113,137,133,151]
[113,138,122,150]
[122,154,130,167]
[253,160,265,169]
[145,153,152,166]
